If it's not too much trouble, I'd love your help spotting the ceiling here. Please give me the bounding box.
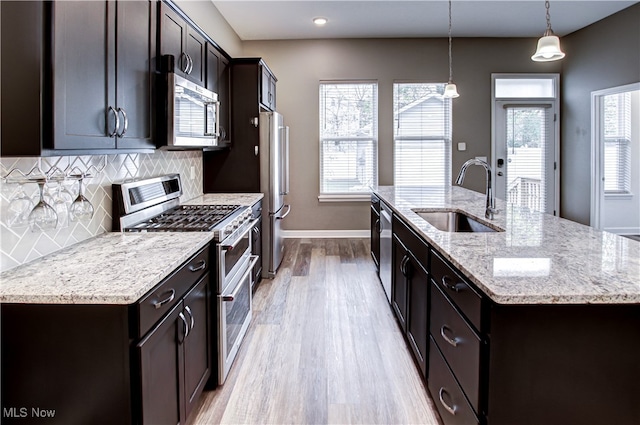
[212,0,637,40]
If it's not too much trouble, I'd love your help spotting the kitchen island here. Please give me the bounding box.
[372,185,640,425]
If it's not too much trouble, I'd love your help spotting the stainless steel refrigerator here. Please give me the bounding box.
[259,111,290,278]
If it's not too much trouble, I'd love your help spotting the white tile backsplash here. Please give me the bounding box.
[0,150,203,272]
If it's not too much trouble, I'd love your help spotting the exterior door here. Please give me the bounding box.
[495,102,557,215]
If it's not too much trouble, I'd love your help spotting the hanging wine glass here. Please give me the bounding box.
[6,183,35,228]
[52,179,73,228]
[28,179,58,232]
[69,175,94,223]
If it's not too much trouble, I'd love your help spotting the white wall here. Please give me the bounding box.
[603,90,640,234]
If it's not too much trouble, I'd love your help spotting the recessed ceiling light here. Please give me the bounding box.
[313,17,328,26]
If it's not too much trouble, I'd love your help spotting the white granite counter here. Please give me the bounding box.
[374,185,640,305]
[0,193,263,305]
[184,193,263,206]
[0,232,214,305]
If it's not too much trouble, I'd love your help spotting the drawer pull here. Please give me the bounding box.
[442,275,461,292]
[438,387,457,416]
[152,289,175,309]
[440,325,459,347]
[188,260,206,272]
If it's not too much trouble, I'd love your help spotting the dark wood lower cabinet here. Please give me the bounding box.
[1,248,212,425]
[138,274,210,425]
[375,199,640,425]
[138,303,183,425]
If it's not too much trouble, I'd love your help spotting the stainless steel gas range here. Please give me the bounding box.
[113,174,257,385]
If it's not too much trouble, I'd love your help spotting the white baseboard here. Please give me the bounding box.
[282,230,370,238]
[604,226,640,235]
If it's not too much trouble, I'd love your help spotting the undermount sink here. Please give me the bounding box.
[412,209,503,233]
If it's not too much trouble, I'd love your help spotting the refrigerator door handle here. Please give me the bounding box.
[282,126,290,195]
[275,204,291,220]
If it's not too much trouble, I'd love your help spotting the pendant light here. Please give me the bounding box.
[443,0,459,98]
[531,0,565,62]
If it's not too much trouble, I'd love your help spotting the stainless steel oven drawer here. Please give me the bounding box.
[136,245,210,338]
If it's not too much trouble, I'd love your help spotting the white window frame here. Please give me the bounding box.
[318,81,378,202]
[392,82,452,188]
[590,82,640,229]
[491,73,561,216]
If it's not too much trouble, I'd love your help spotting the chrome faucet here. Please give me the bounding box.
[455,158,498,220]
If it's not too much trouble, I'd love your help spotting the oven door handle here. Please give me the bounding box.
[221,255,259,302]
[221,219,260,251]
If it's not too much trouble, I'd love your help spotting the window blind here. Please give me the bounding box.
[393,83,451,186]
[319,82,378,194]
[603,92,631,194]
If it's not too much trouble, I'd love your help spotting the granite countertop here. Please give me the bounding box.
[184,193,264,206]
[374,185,640,305]
[0,193,263,305]
[0,232,213,305]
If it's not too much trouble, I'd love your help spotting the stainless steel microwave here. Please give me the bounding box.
[165,73,220,149]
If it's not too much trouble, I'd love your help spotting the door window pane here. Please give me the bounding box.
[495,78,555,98]
[505,106,551,213]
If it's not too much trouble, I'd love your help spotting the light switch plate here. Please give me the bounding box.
[457,142,466,151]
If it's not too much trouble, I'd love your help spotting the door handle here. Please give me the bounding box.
[276,205,291,220]
[497,172,504,177]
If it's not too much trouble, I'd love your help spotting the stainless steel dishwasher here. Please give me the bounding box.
[379,201,392,303]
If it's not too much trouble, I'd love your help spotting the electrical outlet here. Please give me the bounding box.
[190,166,196,180]
[457,142,467,151]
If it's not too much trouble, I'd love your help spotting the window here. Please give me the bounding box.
[319,82,378,198]
[393,83,451,186]
[603,92,631,194]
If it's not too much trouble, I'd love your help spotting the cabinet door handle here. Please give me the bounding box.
[186,54,193,74]
[442,275,460,292]
[440,325,459,347]
[400,254,410,277]
[180,52,189,74]
[178,311,189,341]
[152,288,175,309]
[188,259,206,272]
[116,108,128,137]
[184,305,195,331]
[438,387,457,416]
[108,106,119,137]
[374,218,380,234]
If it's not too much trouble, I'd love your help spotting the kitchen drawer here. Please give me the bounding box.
[428,337,479,425]
[136,245,210,338]
[431,249,482,331]
[431,281,481,413]
[393,214,429,267]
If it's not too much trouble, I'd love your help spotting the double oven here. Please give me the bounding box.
[113,174,257,385]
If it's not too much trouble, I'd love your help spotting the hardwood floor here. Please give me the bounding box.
[188,238,441,425]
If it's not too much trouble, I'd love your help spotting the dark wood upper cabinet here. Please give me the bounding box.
[160,2,206,87]
[203,58,276,193]
[0,0,156,155]
[206,44,232,145]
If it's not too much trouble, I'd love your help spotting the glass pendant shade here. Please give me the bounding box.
[443,82,460,98]
[531,34,565,62]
